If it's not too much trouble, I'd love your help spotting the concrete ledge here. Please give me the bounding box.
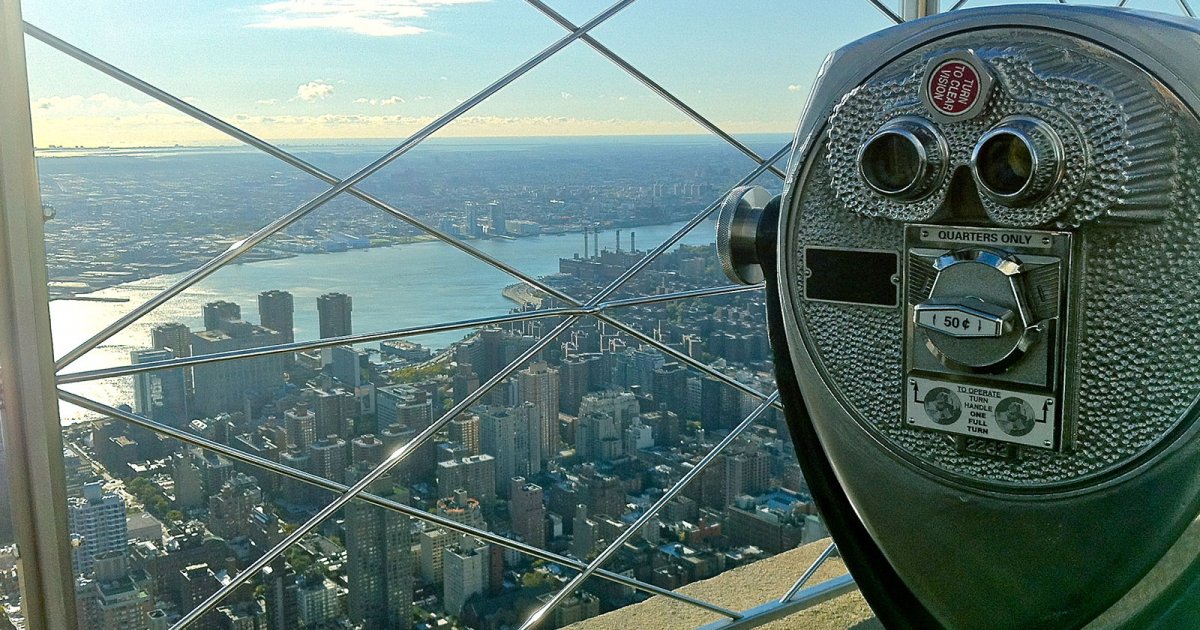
[567,540,880,629]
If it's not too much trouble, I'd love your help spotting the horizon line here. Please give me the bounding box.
[34,130,795,152]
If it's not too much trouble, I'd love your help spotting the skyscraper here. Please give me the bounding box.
[518,361,560,458]
[576,411,623,462]
[258,290,295,343]
[76,551,153,630]
[130,347,188,426]
[261,559,298,630]
[443,539,489,615]
[343,467,412,630]
[310,387,356,438]
[190,317,287,417]
[68,481,128,575]
[436,455,496,506]
[510,478,545,549]
[449,414,480,456]
[309,436,347,484]
[317,292,352,339]
[151,321,194,397]
[202,300,241,331]
[284,403,317,451]
[351,434,383,467]
[464,201,481,237]
[487,201,505,235]
[478,404,540,495]
[151,322,191,359]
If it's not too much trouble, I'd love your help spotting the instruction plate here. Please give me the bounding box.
[906,376,1057,449]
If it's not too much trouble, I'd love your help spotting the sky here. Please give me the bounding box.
[21,0,1183,147]
[19,0,900,147]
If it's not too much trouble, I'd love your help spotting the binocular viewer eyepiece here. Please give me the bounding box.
[857,113,1065,206]
[719,5,1200,628]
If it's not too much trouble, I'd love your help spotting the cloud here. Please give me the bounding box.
[560,92,572,100]
[249,0,490,37]
[33,93,171,115]
[354,95,406,106]
[297,80,334,101]
[414,95,433,101]
[787,84,803,92]
[256,98,279,105]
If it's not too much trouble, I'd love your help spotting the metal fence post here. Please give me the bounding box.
[901,0,939,20]
[0,1,78,627]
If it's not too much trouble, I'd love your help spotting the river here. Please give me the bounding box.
[51,220,718,423]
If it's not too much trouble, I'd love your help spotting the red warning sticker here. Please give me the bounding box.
[926,60,981,116]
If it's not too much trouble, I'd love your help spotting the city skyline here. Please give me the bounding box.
[20,0,898,147]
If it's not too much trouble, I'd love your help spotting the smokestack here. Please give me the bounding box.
[631,231,636,253]
[593,226,599,258]
[616,229,621,253]
[583,229,589,259]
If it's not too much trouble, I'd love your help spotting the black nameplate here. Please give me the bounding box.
[803,247,898,307]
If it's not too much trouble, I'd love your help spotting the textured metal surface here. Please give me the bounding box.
[792,27,1200,487]
[825,32,1179,228]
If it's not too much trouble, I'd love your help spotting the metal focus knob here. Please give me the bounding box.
[716,185,775,285]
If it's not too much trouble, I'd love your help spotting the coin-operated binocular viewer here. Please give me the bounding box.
[717,5,1200,628]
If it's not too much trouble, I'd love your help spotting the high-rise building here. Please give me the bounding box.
[436,455,496,506]
[652,362,690,416]
[178,563,222,630]
[420,528,453,584]
[202,300,241,331]
[510,478,545,549]
[571,504,596,560]
[261,560,298,630]
[75,551,153,630]
[343,468,412,630]
[151,321,194,400]
[449,414,480,456]
[207,473,262,540]
[68,481,128,576]
[310,387,356,438]
[464,201,481,238]
[624,418,655,454]
[351,434,384,467]
[190,317,287,417]
[518,361,560,458]
[317,292,352,339]
[279,448,313,506]
[443,539,489,615]
[558,354,593,415]
[487,201,505,235]
[331,345,369,389]
[130,348,188,426]
[309,436,347,484]
[578,390,640,427]
[284,403,317,450]
[295,572,341,627]
[257,290,295,343]
[377,384,432,430]
[576,411,623,462]
[478,404,540,495]
[436,492,487,530]
[151,322,191,359]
